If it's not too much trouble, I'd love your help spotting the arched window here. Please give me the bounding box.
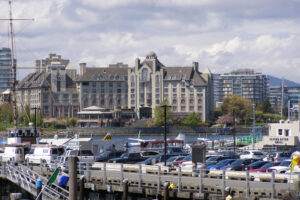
[172,99,177,104]
[156,75,160,83]
[142,68,148,81]
[110,75,114,80]
[189,99,194,104]
[131,75,135,82]
[115,75,120,80]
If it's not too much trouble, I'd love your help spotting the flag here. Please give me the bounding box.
[47,167,61,185]
[291,155,300,172]
[102,132,112,141]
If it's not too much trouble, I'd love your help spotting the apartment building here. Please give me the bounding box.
[0,47,15,92]
[214,69,268,106]
[17,54,79,119]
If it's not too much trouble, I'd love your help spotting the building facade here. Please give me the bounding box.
[77,52,214,121]
[17,55,79,119]
[0,47,15,92]
[35,53,70,73]
[214,69,268,106]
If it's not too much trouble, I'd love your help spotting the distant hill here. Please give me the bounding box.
[267,75,300,87]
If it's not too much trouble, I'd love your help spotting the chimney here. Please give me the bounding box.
[135,58,140,71]
[79,63,86,76]
[192,62,199,73]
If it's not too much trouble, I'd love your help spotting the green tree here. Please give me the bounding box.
[261,99,272,113]
[154,101,171,126]
[68,117,77,127]
[183,112,202,127]
[221,94,251,123]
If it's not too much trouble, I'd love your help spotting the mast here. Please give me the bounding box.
[281,78,284,120]
[9,1,17,129]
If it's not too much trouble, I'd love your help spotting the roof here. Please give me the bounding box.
[17,72,51,89]
[77,67,129,82]
[163,67,207,86]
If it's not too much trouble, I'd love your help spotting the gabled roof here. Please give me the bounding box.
[17,72,51,89]
[77,67,129,82]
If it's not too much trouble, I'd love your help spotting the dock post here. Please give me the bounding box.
[103,163,107,185]
[69,157,78,200]
[271,171,275,200]
[79,175,85,200]
[138,164,142,188]
[178,166,181,193]
[199,168,203,195]
[157,166,161,195]
[246,170,250,199]
[122,179,128,200]
[120,164,124,187]
[222,169,226,198]
[163,182,169,200]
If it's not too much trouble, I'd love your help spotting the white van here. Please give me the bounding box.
[25,145,64,165]
[0,146,25,162]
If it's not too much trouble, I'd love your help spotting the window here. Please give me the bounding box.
[284,129,290,136]
[189,99,194,104]
[181,106,186,111]
[181,74,186,80]
[115,75,120,80]
[164,88,168,92]
[110,75,114,80]
[181,88,185,92]
[198,99,202,104]
[173,106,177,111]
[189,106,194,111]
[181,99,185,104]
[156,88,159,93]
[109,82,113,87]
[172,99,177,104]
[173,88,177,92]
[278,129,283,136]
[142,68,148,81]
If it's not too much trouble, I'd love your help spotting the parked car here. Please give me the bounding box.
[172,155,192,167]
[57,156,86,174]
[95,151,124,162]
[205,156,233,167]
[263,152,291,162]
[221,159,258,171]
[247,161,269,171]
[65,149,95,163]
[251,162,281,173]
[140,151,160,158]
[217,151,239,159]
[267,160,291,173]
[25,145,64,165]
[206,159,236,171]
[156,155,185,167]
[240,150,264,159]
[108,152,147,164]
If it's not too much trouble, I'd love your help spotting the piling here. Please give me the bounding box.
[68,156,78,200]
[163,182,169,200]
[122,179,128,200]
[80,175,85,200]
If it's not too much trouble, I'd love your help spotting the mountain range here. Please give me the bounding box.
[267,75,300,87]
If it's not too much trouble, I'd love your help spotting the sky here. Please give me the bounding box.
[0,0,300,82]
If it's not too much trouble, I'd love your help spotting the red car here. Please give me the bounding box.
[172,155,191,166]
[251,162,280,172]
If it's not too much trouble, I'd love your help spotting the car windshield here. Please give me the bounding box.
[184,155,192,160]
[231,159,243,165]
[207,156,221,161]
[166,156,177,162]
[253,152,264,156]
[216,159,233,165]
[98,152,110,157]
[120,153,129,159]
[260,162,274,169]
[279,160,291,166]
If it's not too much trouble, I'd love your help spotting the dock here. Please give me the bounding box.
[0,158,300,200]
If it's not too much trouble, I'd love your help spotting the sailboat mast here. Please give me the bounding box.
[9,1,17,129]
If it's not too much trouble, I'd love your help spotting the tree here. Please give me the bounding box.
[221,94,251,123]
[262,99,272,113]
[68,117,77,127]
[184,112,202,127]
[154,101,171,126]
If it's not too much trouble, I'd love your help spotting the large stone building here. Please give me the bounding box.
[214,69,268,106]
[0,47,15,92]
[17,54,79,119]
[35,53,70,73]
[77,52,214,121]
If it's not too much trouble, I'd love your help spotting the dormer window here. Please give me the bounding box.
[99,75,103,80]
[115,75,120,80]
[181,74,186,80]
[110,75,114,80]
[171,75,176,80]
[166,74,171,80]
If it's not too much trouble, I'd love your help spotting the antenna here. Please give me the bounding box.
[0,1,34,129]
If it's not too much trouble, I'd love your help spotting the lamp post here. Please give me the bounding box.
[31,107,41,137]
[232,107,236,153]
[160,104,170,166]
[252,104,255,149]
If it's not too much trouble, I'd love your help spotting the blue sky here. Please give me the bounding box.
[0,0,299,82]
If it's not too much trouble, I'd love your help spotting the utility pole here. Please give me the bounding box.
[31,107,41,137]
[281,78,284,119]
[232,107,236,153]
[0,1,34,129]
[160,104,170,166]
[252,104,255,149]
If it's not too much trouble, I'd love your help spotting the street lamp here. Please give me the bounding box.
[160,104,171,166]
[232,107,236,152]
[252,104,255,149]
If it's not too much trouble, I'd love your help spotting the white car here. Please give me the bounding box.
[267,160,291,173]
[25,145,64,166]
[240,150,264,159]
[0,146,25,162]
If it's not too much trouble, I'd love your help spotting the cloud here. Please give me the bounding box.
[0,0,299,83]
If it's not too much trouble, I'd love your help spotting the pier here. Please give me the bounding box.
[1,158,300,200]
